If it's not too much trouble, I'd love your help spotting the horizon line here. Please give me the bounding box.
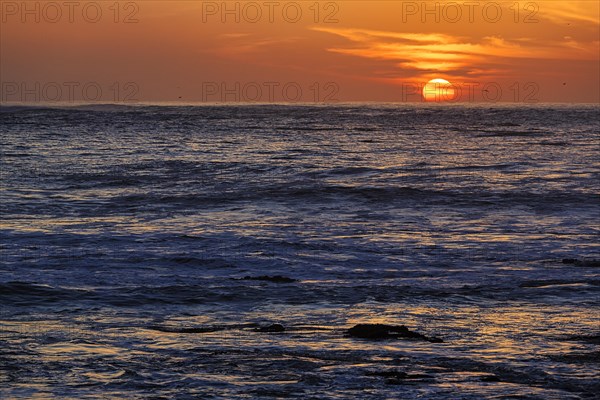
[2,101,600,108]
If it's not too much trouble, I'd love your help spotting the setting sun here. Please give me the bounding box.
[422,79,456,102]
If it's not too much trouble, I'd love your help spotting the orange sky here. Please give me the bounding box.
[1,1,599,103]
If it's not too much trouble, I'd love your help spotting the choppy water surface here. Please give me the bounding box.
[1,104,599,399]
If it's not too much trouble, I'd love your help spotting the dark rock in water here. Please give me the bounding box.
[367,370,434,385]
[576,259,600,268]
[347,324,443,343]
[481,375,501,382]
[401,373,434,381]
[149,325,226,334]
[562,258,600,267]
[242,275,296,283]
[255,324,285,333]
[149,323,260,334]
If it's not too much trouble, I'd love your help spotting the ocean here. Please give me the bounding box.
[1,103,599,399]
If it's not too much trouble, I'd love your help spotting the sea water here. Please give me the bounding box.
[1,104,599,399]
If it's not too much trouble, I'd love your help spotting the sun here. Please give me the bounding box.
[422,78,456,102]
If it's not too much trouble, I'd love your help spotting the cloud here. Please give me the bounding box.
[311,27,599,79]
[220,33,252,39]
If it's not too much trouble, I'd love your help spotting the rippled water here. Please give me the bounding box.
[1,104,599,399]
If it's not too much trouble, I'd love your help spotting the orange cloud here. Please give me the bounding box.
[312,27,599,80]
